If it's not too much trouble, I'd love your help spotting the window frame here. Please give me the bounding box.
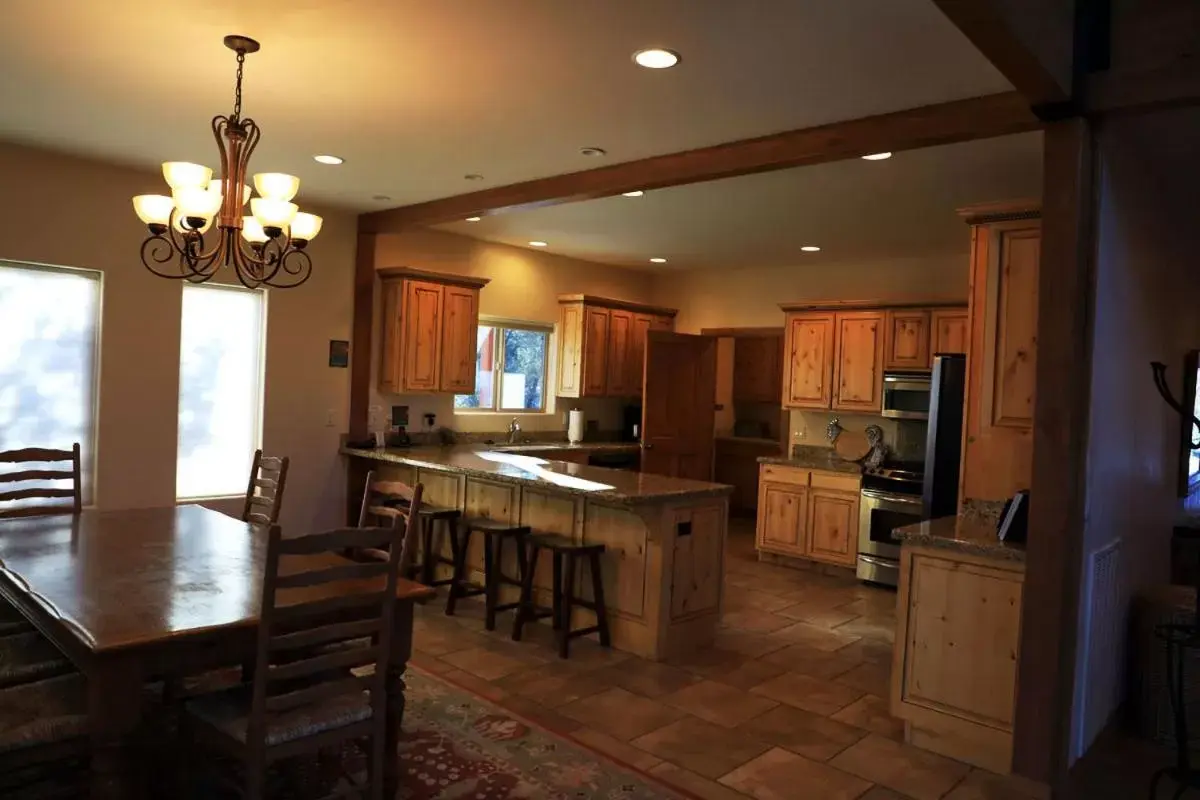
[175,282,268,501]
[455,319,552,414]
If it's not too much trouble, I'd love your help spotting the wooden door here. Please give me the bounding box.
[733,334,783,403]
[641,332,717,480]
[805,490,858,566]
[440,286,479,392]
[581,307,610,397]
[962,222,1040,500]
[651,315,674,331]
[556,303,584,397]
[378,279,404,393]
[401,280,444,392]
[783,313,834,408]
[885,310,931,370]
[832,311,885,412]
[627,314,653,398]
[756,481,807,555]
[931,308,969,356]
[606,309,635,396]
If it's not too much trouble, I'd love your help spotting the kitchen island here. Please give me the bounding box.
[341,444,732,660]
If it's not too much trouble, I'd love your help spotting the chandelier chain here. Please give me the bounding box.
[232,50,245,122]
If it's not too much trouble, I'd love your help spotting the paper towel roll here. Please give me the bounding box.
[567,409,585,444]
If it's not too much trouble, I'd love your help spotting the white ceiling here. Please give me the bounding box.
[0,0,1012,211]
[434,132,1044,272]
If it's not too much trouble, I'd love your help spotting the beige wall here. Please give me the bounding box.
[369,229,655,435]
[0,141,356,532]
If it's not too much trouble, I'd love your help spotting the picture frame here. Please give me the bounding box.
[328,339,349,368]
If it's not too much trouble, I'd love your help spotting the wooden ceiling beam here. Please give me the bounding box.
[358,91,1040,233]
[931,0,1075,109]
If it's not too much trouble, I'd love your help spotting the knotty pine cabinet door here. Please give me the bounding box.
[931,308,969,356]
[606,309,635,397]
[783,313,834,408]
[400,279,444,392]
[832,311,885,412]
[629,313,653,396]
[755,481,808,555]
[885,310,931,370]
[440,286,479,393]
[581,306,610,397]
[556,303,584,397]
[805,489,859,567]
[378,280,405,394]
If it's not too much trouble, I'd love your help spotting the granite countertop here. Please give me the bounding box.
[488,442,641,454]
[757,445,863,475]
[892,515,1026,563]
[341,445,732,506]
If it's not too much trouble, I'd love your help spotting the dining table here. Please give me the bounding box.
[0,504,434,799]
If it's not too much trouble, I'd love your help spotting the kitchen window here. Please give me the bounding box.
[0,261,101,504]
[454,322,550,413]
[176,283,266,499]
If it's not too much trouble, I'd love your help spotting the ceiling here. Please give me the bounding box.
[434,132,1044,272]
[0,0,1012,211]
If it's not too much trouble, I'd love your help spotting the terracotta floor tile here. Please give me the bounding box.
[770,621,863,652]
[440,645,530,681]
[830,734,971,800]
[409,651,455,676]
[776,602,861,628]
[662,679,779,728]
[632,716,772,779]
[835,616,897,642]
[836,662,892,698]
[713,629,791,659]
[559,687,687,741]
[496,663,614,707]
[759,643,863,680]
[698,659,787,691]
[572,726,664,772]
[498,694,585,735]
[719,747,872,800]
[838,638,896,665]
[595,657,702,698]
[859,787,910,799]
[720,608,795,634]
[943,768,1045,799]
[411,623,486,657]
[724,586,795,613]
[738,703,867,762]
[649,762,755,800]
[669,646,746,674]
[830,694,906,740]
[438,668,510,702]
[750,671,864,716]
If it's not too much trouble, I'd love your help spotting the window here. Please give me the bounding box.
[177,284,266,499]
[454,322,550,412]
[0,262,100,503]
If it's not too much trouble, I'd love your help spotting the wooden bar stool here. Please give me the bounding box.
[409,504,461,588]
[445,519,530,631]
[512,533,611,659]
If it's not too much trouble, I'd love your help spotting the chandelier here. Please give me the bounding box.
[131,35,321,289]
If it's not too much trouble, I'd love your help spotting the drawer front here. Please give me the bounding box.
[760,464,811,485]
[810,471,861,492]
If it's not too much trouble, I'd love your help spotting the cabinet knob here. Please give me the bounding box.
[643,443,654,450]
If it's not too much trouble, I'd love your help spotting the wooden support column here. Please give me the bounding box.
[1012,116,1096,787]
[349,232,378,440]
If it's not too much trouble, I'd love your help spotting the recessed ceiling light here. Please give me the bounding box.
[464,173,485,181]
[633,49,681,69]
[579,147,607,158]
[313,154,344,165]
[466,216,482,222]
[622,190,644,197]
[372,195,391,202]
[529,241,548,247]
[650,257,667,263]
[801,246,821,252]
[862,152,893,161]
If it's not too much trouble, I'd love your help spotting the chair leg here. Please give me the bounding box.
[551,550,563,631]
[512,543,539,642]
[558,552,576,659]
[484,534,501,631]
[444,525,468,616]
[589,551,612,648]
[244,754,266,800]
[420,519,436,585]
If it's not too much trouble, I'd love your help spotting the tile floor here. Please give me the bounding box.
[406,519,1045,799]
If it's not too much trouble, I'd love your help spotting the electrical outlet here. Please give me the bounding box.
[325,408,337,427]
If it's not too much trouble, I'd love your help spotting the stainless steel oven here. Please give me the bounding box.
[857,484,923,586]
[881,372,932,420]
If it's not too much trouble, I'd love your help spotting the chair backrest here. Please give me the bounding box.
[0,444,82,519]
[242,450,290,526]
[249,510,419,751]
[356,470,423,575]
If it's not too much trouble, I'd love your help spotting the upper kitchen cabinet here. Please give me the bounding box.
[733,333,784,404]
[958,202,1041,502]
[885,310,931,370]
[378,268,490,395]
[832,310,886,412]
[931,308,969,356]
[782,313,834,409]
[556,295,676,398]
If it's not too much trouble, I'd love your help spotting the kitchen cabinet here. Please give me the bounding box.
[885,310,931,370]
[733,334,784,404]
[782,314,834,409]
[757,481,808,555]
[806,489,859,566]
[556,295,677,398]
[378,268,489,395]
[958,203,1041,502]
[755,464,861,567]
[931,308,969,356]
[832,311,886,412]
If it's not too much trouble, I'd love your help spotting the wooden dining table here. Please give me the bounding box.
[0,504,434,799]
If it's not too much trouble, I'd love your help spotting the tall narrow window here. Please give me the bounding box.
[454,321,550,412]
[177,284,266,499]
[0,261,101,503]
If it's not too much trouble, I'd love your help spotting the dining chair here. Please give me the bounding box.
[0,673,89,798]
[355,471,425,579]
[179,518,415,799]
[242,450,290,527]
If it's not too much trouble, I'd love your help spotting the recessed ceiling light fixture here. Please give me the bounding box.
[649,257,667,263]
[372,195,391,202]
[862,152,892,161]
[464,173,485,181]
[465,216,482,222]
[801,246,821,252]
[579,147,607,158]
[633,48,681,69]
[313,154,344,165]
[622,190,644,197]
[529,241,548,247]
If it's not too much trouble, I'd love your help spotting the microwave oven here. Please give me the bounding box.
[881,371,932,420]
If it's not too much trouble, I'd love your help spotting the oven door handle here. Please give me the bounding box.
[858,554,897,568]
[861,489,923,505]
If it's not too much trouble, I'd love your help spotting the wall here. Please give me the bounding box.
[1069,108,1200,760]
[369,228,656,436]
[0,141,356,533]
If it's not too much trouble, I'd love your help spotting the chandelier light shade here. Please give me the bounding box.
[132,35,321,289]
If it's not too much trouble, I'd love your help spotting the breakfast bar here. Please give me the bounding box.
[342,445,733,661]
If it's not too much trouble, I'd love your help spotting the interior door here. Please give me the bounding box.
[641,332,717,480]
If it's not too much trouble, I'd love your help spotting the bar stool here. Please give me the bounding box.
[511,533,611,659]
[445,519,531,631]
[409,504,462,588]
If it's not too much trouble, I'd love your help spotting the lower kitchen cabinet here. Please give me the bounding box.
[806,489,859,566]
[755,464,860,567]
[756,481,807,555]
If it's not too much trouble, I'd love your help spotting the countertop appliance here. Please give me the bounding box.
[881,371,932,420]
[621,404,642,443]
[857,354,967,586]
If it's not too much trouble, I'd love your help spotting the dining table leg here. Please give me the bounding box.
[384,598,417,798]
[88,655,147,799]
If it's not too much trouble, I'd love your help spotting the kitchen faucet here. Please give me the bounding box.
[507,417,521,444]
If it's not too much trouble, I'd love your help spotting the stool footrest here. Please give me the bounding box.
[566,625,601,640]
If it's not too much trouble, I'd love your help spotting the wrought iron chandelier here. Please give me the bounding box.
[131,35,321,289]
